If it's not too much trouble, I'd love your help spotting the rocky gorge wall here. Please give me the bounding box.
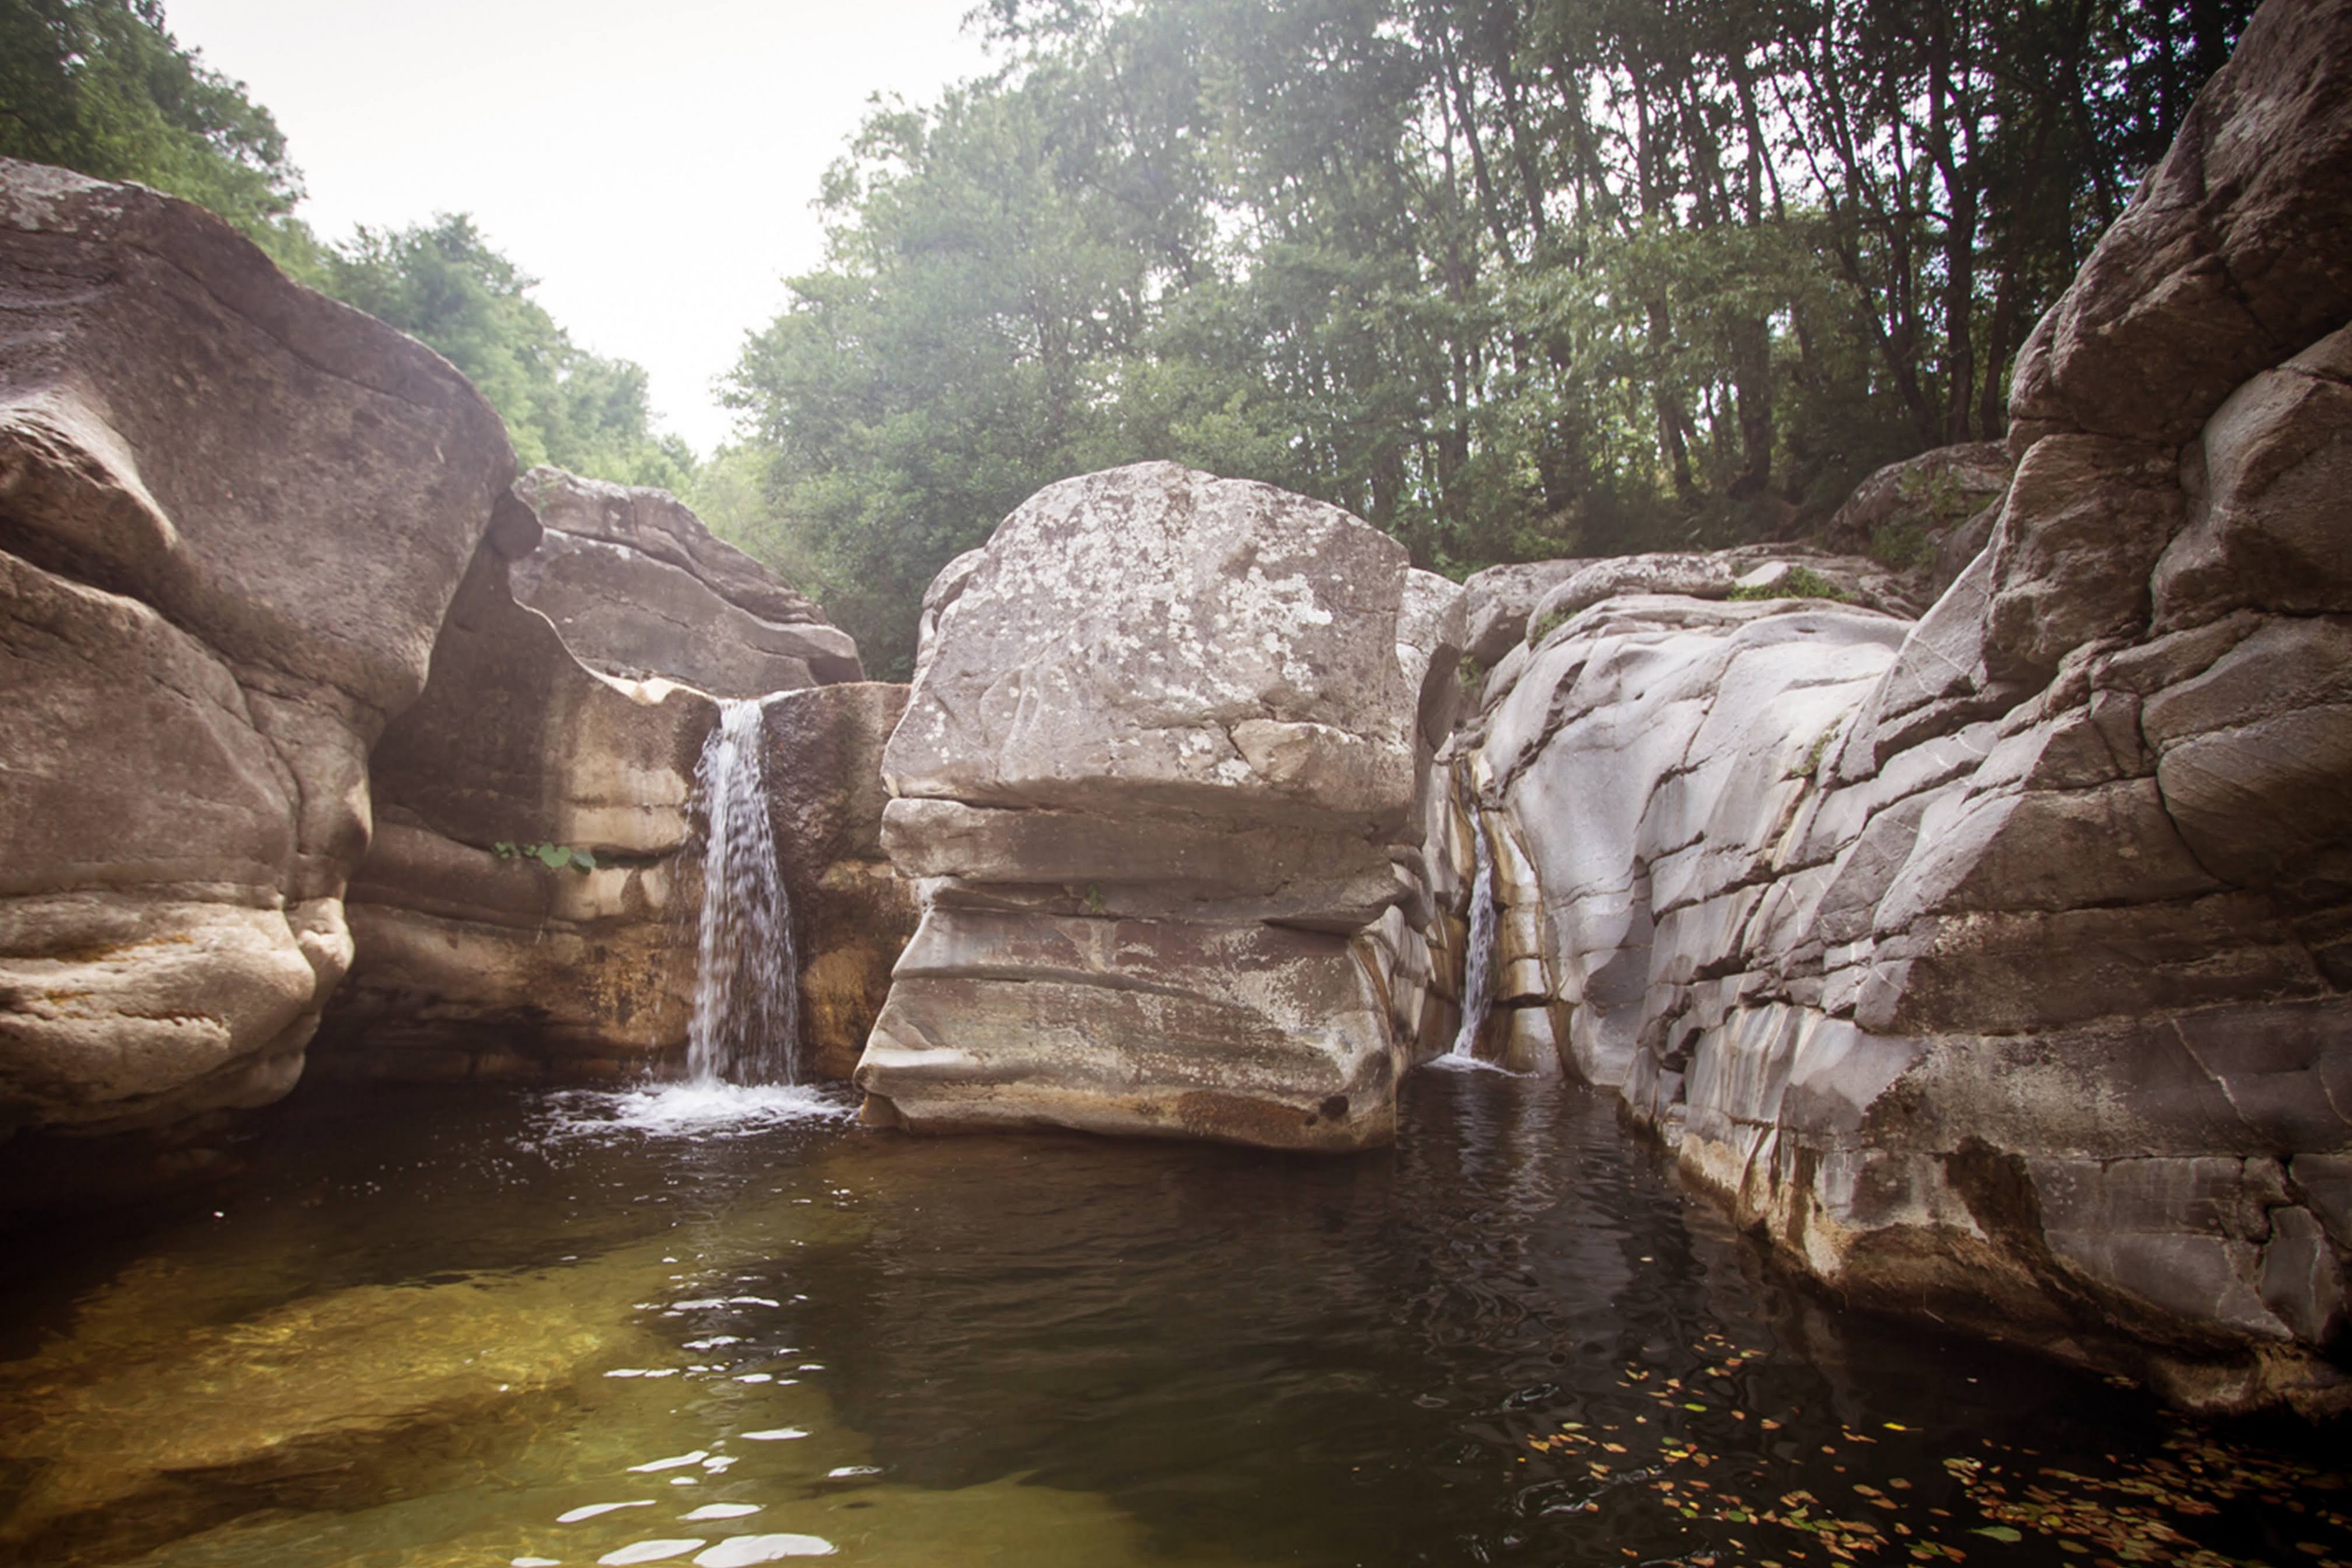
[0,161,901,1198]
[1426,0,2352,1417]
[0,160,516,1160]
[312,470,906,1086]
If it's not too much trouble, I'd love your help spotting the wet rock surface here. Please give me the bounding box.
[1423,0,2352,1416]
[859,462,1453,1149]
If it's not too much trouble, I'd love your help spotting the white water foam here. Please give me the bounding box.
[534,1083,852,1142]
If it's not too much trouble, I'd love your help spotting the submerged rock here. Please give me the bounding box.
[1426,0,2352,1416]
[858,461,1456,1149]
[0,1268,622,1562]
[0,160,513,1141]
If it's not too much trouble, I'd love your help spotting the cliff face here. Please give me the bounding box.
[0,158,895,1153]
[0,160,516,1145]
[1432,0,2352,1416]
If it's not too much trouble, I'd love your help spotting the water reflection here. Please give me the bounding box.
[0,1070,2342,1568]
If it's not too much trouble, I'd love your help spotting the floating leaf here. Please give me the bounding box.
[1972,1527,2022,1544]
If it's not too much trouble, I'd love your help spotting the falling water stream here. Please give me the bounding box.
[688,698,801,1087]
[1449,814,1497,1062]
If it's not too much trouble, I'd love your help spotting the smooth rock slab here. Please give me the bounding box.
[857,909,1396,1150]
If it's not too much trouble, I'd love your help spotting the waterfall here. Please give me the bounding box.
[687,697,801,1085]
[1450,817,1496,1060]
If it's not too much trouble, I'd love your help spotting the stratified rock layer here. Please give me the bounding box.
[1431,0,2352,1416]
[312,533,714,1081]
[0,160,513,1136]
[511,466,862,695]
[858,462,1453,1149]
[317,502,894,1083]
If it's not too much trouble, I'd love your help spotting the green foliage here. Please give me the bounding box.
[0,5,687,495]
[0,0,311,260]
[492,841,599,873]
[1527,606,1576,646]
[723,0,2249,673]
[322,216,692,491]
[1728,567,1852,604]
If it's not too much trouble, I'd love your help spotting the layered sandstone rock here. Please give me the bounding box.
[317,489,892,1083]
[0,161,513,1138]
[311,532,714,1081]
[1430,0,2352,1415]
[511,466,862,694]
[857,461,1455,1149]
[762,681,920,1080]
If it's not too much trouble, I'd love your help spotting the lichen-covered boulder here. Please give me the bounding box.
[0,160,512,1138]
[859,462,1449,1149]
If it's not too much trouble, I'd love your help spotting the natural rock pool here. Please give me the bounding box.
[2,1071,2344,1568]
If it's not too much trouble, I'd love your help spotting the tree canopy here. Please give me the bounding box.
[0,0,689,492]
[726,0,2253,677]
[0,0,305,258]
[324,216,693,490]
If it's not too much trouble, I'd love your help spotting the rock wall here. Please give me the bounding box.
[1433,0,2352,1416]
[0,161,514,1141]
[856,461,1456,1149]
[318,478,896,1084]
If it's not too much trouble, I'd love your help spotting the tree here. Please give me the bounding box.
[718,0,2259,671]
[321,216,692,491]
[0,0,313,267]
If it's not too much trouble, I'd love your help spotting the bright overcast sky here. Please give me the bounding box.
[166,0,995,454]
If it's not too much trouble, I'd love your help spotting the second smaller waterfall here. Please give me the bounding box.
[1450,818,1496,1060]
[688,697,801,1085]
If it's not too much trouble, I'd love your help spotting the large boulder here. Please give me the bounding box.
[858,462,1452,1149]
[510,466,862,694]
[1819,442,2014,597]
[0,161,513,1140]
[1426,0,2352,1418]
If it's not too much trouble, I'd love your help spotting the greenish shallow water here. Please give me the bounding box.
[0,1069,2344,1568]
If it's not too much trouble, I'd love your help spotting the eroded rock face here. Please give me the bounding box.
[0,161,513,1138]
[858,462,1451,1149]
[312,537,714,1081]
[317,548,900,1084]
[762,682,920,1080]
[1428,0,2352,1416]
[511,466,863,695]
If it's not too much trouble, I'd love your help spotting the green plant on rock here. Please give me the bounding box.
[493,841,599,873]
[1527,606,1576,645]
[1728,567,1852,604]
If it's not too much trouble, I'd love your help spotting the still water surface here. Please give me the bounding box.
[0,1069,2343,1567]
